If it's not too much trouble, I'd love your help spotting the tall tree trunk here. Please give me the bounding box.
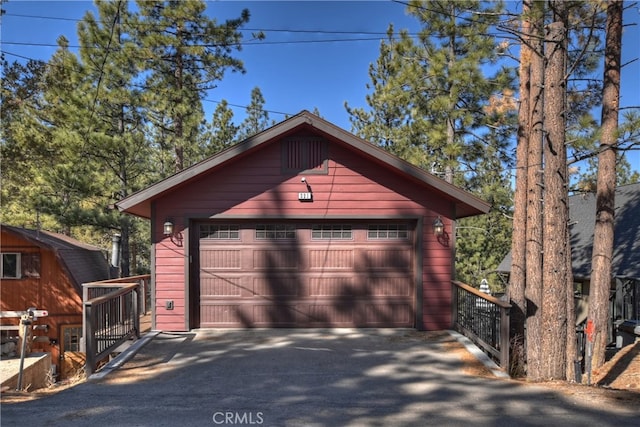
[566,203,577,381]
[445,2,456,184]
[174,24,185,172]
[115,33,131,275]
[524,0,545,381]
[588,0,622,371]
[509,0,532,377]
[118,109,131,277]
[540,1,569,380]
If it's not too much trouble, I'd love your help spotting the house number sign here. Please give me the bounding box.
[298,192,313,202]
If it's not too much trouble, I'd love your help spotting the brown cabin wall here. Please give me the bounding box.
[152,138,455,331]
[1,230,83,375]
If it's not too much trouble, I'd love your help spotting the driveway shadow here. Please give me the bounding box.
[2,329,639,427]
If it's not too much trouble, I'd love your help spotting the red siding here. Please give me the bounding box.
[153,136,455,331]
[0,230,83,374]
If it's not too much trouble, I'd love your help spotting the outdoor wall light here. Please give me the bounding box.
[163,220,174,236]
[298,176,313,202]
[433,216,444,237]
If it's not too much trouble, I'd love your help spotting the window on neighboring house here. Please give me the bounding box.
[1,253,21,279]
[61,325,83,352]
[282,136,328,174]
[21,253,41,278]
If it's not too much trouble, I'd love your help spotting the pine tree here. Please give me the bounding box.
[346,1,516,300]
[76,0,150,275]
[523,0,545,381]
[508,0,612,381]
[455,139,513,287]
[345,27,427,166]
[588,0,623,373]
[0,59,49,227]
[205,99,239,155]
[12,37,100,234]
[134,0,250,172]
[540,0,570,380]
[508,0,533,377]
[348,1,516,183]
[403,0,514,184]
[238,87,272,140]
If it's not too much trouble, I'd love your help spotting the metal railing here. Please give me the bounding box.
[82,275,150,376]
[452,280,511,369]
[84,274,151,315]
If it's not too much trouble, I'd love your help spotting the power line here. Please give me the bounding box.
[1,37,395,49]
[3,11,404,36]
[4,12,81,22]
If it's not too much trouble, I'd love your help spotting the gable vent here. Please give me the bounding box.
[282,137,327,174]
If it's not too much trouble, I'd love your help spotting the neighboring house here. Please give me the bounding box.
[498,182,640,332]
[0,224,111,379]
[116,111,490,331]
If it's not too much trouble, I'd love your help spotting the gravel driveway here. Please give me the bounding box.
[2,329,639,426]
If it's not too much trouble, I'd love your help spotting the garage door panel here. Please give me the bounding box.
[200,299,414,327]
[253,276,299,297]
[309,249,354,269]
[200,249,241,269]
[364,249,412,270]
[252,304,300,325]
[200,275,244,297]
[200,304,241,326]
[309,276,356,296]
[368,276,413,296]
[253,250,299,270]
[307,303,354,324]
[197,221,415,328]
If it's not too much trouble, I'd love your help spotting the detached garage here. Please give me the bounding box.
[116,111,489,331]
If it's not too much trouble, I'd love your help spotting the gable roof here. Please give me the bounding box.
[497,182,640,280]
[116,110,490,219]
[1,224,111,290]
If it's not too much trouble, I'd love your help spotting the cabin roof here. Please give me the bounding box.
[1,224,111,289]
[497,182,640,280]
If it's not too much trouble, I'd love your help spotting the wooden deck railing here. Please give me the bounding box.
[452,280,511,370]
[84,274,151,315]
[82,275,150,376]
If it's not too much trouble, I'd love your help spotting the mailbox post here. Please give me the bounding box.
[16,308,48,391]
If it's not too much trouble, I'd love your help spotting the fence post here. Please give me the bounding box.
[81,283,88,353]
[500,305,510,370]
[137,279,143,315]
[451,282,458,328]
[84,302,95,377]
[133,288,140,338]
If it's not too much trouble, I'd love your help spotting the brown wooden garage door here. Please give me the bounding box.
[196,221,415,328]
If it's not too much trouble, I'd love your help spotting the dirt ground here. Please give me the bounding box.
[449,336,640,407]
[593,341,640,389]
[3,332,639,408]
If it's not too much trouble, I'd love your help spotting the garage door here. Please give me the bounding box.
[196,221,415,328]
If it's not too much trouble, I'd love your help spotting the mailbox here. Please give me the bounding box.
[27,308,48,319]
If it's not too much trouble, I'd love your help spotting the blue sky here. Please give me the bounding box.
[2,0,639,171]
